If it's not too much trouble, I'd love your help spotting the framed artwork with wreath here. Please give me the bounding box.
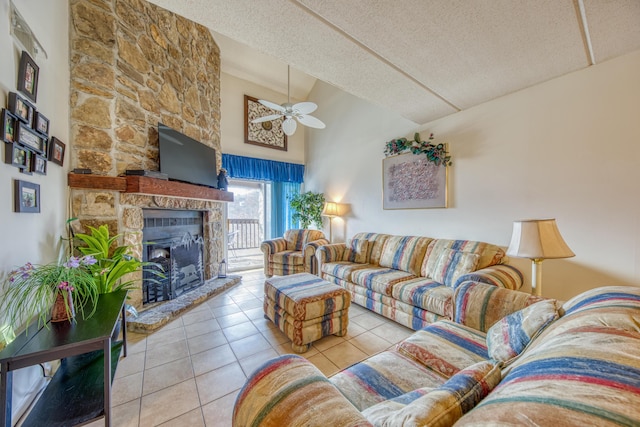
[244,95,287,151]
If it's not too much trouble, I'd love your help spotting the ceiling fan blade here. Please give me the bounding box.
[251,114,282,123]
[292,102,317,115]
[296,114,326,129]
[258,99,286,113]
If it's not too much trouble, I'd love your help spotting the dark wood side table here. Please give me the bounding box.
[0,290,128,427]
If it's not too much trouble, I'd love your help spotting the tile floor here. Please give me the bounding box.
[88,269,413,427]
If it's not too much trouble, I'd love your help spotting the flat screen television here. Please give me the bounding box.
[158,123,218,188]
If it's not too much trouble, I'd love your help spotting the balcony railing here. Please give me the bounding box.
[228,218,261,249]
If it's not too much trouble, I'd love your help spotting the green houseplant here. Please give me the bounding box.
[289,191,326,229]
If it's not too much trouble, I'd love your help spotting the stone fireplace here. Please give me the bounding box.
[68,0,225,310]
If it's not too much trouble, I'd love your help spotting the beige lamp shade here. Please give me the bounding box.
[507,219,575,260]
[322,202,340,218]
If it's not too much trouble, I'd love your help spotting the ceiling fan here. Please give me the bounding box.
[251,65,326,136]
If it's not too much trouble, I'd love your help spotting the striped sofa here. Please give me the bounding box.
[233,283,640,426]
[261,229,329,277]
[316,232,523,330]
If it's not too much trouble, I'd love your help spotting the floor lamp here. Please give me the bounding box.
[321,202,340,242]
[506,219,574,296]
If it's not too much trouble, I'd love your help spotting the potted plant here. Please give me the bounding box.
[289,191,326,229]
[1,255,100,328]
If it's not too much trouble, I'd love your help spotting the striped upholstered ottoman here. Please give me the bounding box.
[264,273,350,353]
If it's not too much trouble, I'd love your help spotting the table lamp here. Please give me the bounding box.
[321,202,341,242]
[506,219,574,296]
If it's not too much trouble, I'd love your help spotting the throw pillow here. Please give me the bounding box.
[362,361,501,427]
[486,299,560,362]
[431,249,480,287]
[378,236,432,275]
[342,238,369,263]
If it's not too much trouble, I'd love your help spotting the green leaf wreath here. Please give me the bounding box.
[384,132,451,166]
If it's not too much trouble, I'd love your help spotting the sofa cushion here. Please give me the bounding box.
[351,267,416,296]
[486,299,560,363]
[396,320,489,378]
[330,350,447,411]
[342,238,369,263]
[379,236,432,275]
[423,240,505,278]
[391,278,453,317]
[562,284,640,317]
[321,262,372,283]
[362,361,501,427]
[431,249,480,288]
[270,250,304,266]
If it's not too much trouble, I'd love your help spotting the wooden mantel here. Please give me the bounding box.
[68,173,234,202]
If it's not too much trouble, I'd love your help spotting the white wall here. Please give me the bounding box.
[220,71,305,164]
[305,50,640,301]
[0,0,70,314]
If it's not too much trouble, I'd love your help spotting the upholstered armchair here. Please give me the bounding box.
[261,229,329,277]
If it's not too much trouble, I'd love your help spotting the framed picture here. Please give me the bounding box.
[5,142,30,170]
[15,122,45,154]
[1,109,18,143]
[34,112,50,136]
[244,95,287,151]
[382,153,448,209]
[8,92,34,125]
[17,51,39,103]
[14,179,40,213]
[49,136,66,166]
[32,153,47,175]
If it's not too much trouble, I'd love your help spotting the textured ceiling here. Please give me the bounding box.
[147,0,640,125]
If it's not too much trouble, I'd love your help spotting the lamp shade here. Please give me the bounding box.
[506,219,575,260]
[322,202,340,217]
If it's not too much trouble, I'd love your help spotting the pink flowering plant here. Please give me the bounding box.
[1,255,100,328]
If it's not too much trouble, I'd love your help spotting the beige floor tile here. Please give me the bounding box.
[212,303,242,317]
[237,298,263,311]
[272,342,318,357]
[196,362,246,404]
[201,390,239,427]
[158,317,185,331]
[125,333,147,355]
[146,326,187,350]
[139,379,201,427]
[157,408,205,426]
[185,318,222,339]
[115,351,145,379]
[191,343,237,376]
[188,329,228,355]
[230,292,257,302]
[222,322,259,342]
[143,356,194,395]
[260,326,290,346]
[216,312,251,328]
[229,333,272,360]
[207,295,236,308]
[312,334,346,352]
[370,322,413,344]
[112,371,143,406]
[84,398,141,427]
[307,353,340,377]
[322,341,369,369]
[145,339,189,369]
[343,321,367,339]
[348,331,393,356]
[181,308,214,326]
[238,348,279,377]
[252,317,277,332]
[349,311,388,329]
[243,306,265,321]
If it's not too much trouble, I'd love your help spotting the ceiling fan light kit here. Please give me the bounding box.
[252,65,325,136]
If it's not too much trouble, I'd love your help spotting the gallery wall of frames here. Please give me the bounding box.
[3,51,66,213]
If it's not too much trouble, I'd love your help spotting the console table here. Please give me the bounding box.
[0,290,128,427]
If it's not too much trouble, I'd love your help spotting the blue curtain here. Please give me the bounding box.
[222,154,304,183]
[222,154,303,238]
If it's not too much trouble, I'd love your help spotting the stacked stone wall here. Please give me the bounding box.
[69,0,222,308]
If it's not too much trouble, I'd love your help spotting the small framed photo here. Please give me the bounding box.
[34,112,50,136]
[5,142,30,170]
[17,51,39,103]
[15,122,45,154]
[14,179,40,213]
[1,109,18,143]
[49,137,66,166]
[8,92,34,125]
[32,154,47,175]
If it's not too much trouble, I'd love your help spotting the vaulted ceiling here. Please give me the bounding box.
[147,0,640,125]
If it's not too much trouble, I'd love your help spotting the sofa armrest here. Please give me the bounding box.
[260,238,287,257]
[233,354,371,427]
[452,281,544,332]
[304,238,330,274]
[453,264,524,291]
